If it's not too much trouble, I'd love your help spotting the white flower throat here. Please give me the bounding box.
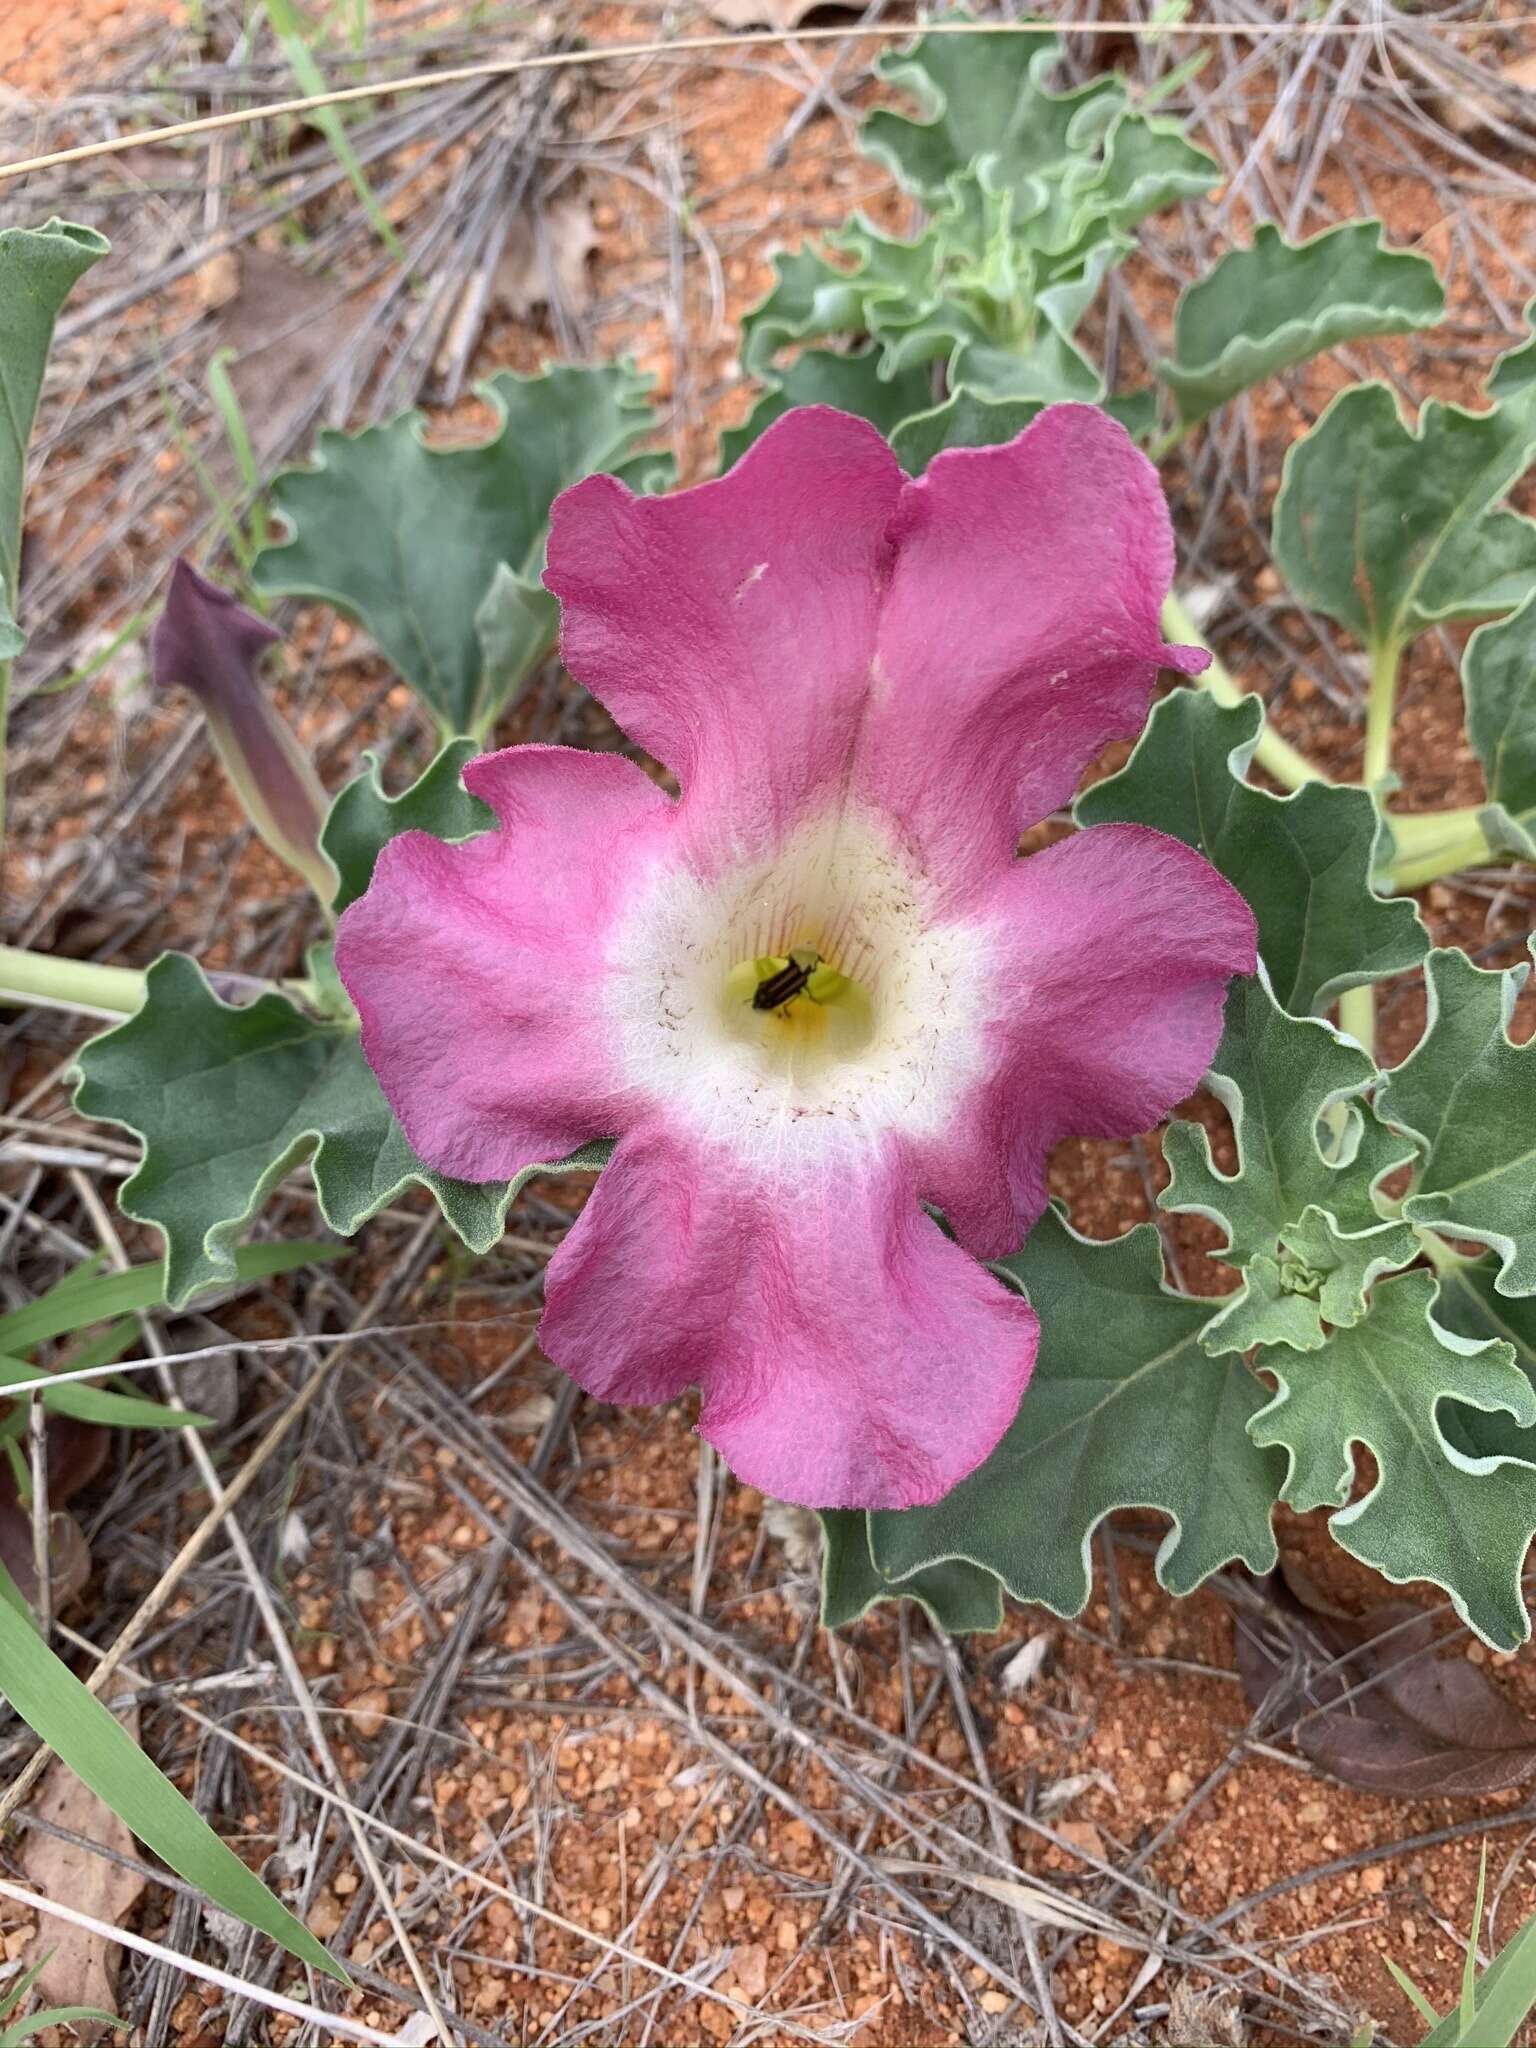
[606,809,1002,1170]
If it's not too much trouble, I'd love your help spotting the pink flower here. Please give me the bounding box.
[336,406,1256,1509]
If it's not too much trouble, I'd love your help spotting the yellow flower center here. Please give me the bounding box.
[721,944,875,1062]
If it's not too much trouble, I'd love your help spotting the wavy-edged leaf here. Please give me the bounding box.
[322,737,492,915]
[1249,1269,1536,1650]
[1076,690,1427,1014]
[819,1510,1004,1633]
[866,1209,1282,1615]
[1158,220,1444,429]
[251,363,667,738]
[1272,312,1536,662]
[1463,592,1536,864]
[1435,1259,1536,1463]
[1161,970,1418,1353]
[739,226,938,382]
[890,386,1153,475]
[1379,944,1536,1296]
[860,24,1210,214]
[74,956,609,1308]
[720,349,934,470]
[0,1559,344,1981]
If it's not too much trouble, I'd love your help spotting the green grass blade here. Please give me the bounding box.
[0,1563,346,1983]
[1442,1910,1536,2045]
[0,1957,50,2024]
[0,1239,341,1356]
[2,2010,128,2042]
[1384,1957,1441,2030]
[1461,1846,1489,2035]
[265,0,408,269]
[0,1355,209,1431]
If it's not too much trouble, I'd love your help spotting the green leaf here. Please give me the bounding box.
[740,220,943,383]
[818,1510,1004,1633]
[1160,970,1418,1353]
[0,1240,341,1358]
[1378,945,1536,1296]
[866,1209,1282,1614]
[1076,690,1427,1014]
[1272,311,1536,662]
[1157,219,1444,429]
[0,1560,344,1981]
[720,348,934,470]
[0,1354,206,1431]
[0,220,109,616]
[1249,1269,1536,1650]
[891,391,1047,475]
[863,26,1163,208]
[321,737,492,915]
[74,955,610,1308]
[251,363,665,738]
[1463,593,1536,864]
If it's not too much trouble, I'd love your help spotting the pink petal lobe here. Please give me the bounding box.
[335,746,672,1181]
[545,406,904,855]
[916,823,1258,1260]
[862,404,1201,901]
[539,1122,1038,1509]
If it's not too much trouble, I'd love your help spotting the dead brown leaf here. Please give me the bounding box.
[209,248,369,461]
[1235,1574,1536,1798]
[1438,49,1536,137]
[19,1711,146,2041]
[493,191,598,321]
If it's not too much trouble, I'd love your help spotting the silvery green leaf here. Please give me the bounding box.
[252,363,666,738]
[1250,1270,1536,1650]
[1158,220,1444,428]
[1379,945,1536,1296]
[1161,971,1419,1354]
[819,1510,1004,1633]
[1272,309,1536,662]
[720,348,935,470]
[322,737,492,915]
[864,1209,1282,1616]
[1076,690,1427,1014]
[1463,592,1536,863]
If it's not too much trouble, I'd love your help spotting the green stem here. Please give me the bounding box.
[1363,636,1402,790]
[1337,983,1375,1061]
[1160,592,1328,793]
[0,946,146,1020]
[1387,807,1498,893]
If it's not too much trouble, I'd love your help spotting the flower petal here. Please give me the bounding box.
[915,822,1258,1260]
[335,746,673,1181]
[539,1119,1038,1509]
[544,405,904,854]
[859,405,1207,901]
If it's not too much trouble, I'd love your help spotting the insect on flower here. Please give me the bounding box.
[336,404,1256,1511]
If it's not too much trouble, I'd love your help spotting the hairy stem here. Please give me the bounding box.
[1337,983,1375,1062]
[1387,805,1498,892]
[1363,635,1402,790]
[1160,593,1327,793]
[0,946,147,1019]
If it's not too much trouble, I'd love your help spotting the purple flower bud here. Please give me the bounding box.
[152,560,334,906]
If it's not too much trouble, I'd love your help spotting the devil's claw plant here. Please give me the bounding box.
[8,9,1536,1982]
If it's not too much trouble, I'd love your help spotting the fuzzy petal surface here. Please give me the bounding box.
[859,406,1208,899]
[915,824,1258,1260]
[540,1119,1038,1508]
[545,405,904,856]
[335,746,673,1180]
